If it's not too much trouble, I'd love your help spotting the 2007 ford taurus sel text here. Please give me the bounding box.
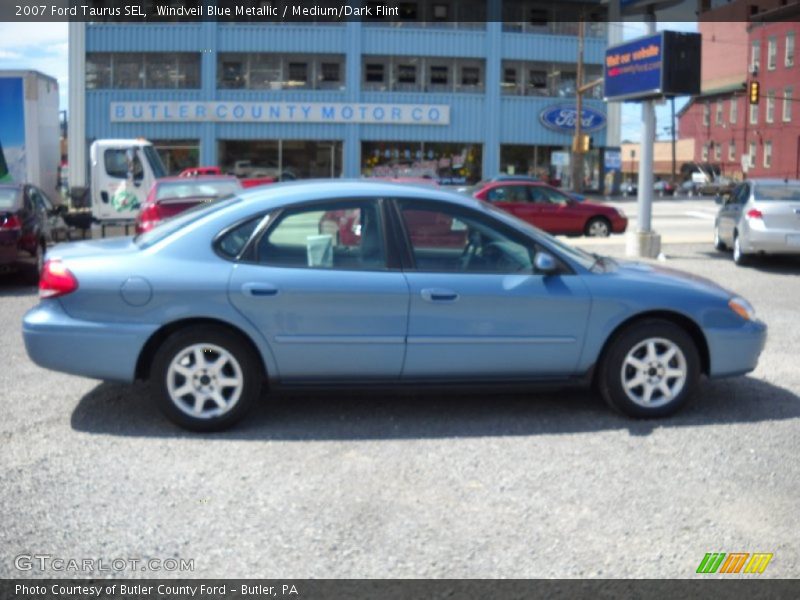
[23,181,767,431]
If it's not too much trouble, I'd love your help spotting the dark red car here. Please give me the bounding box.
[135,176,242,234]
[472,181,627,237]
[1,183,62,279]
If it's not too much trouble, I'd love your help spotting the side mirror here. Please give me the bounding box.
[534,251,558,274]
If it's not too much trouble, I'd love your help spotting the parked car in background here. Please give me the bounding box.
[714,178,800,265]
[0,183,64,278]
[23,181,766,431]
[179,166,276,189]
[653,180,676,196]
[621,181,637,196]
[699,176,736,197]
[679,180,699,196]
[135,176,242,235]
[471,180,627,237]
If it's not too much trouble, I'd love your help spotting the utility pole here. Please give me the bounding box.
[671,96,677,184]
[626,8,661,258]
[571,19,586,193]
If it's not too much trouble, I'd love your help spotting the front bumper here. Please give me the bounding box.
[612,216,628,234]
[706,319,767,378]
[23,301,159,383]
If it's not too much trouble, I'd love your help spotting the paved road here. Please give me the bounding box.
[565,196,720,247]
[1,243,799,579]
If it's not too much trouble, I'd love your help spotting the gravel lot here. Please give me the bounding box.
[1,243,798,579]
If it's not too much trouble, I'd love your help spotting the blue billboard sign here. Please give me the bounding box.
[538,104,606,134]
[604,33,664,101]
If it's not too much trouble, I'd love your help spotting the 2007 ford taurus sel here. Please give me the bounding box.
[23,181,767,431]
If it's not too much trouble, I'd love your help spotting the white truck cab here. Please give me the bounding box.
[89,139,166,223]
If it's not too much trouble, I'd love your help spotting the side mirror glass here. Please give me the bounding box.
[534,251,558,274]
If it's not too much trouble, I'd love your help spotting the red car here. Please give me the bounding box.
[472,181,627,237]
[179,166,276,189]
[135,176,242,234]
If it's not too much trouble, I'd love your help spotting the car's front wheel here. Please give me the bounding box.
[152,325,262,431]
[585,217,611,237]
[733,233,751,266]
[713,224,727,251]
[598,319,700,418]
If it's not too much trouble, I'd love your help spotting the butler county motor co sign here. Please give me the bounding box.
[111,102,450,125]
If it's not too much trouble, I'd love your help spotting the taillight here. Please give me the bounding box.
[136,202,161,234]
[39,259,79,299]
[746,209,763,220]
[1,214,22,230]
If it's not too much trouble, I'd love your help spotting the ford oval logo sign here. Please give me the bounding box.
[539,105,607,134]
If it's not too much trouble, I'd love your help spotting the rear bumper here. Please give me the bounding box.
[23,301,159,383]
[741,226,800,254]
[706,319,767,378]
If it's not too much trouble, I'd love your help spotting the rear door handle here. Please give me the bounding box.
[242,283,278,297]
[421,288,459,302]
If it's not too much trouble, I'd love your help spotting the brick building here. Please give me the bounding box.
[678,1,799,179]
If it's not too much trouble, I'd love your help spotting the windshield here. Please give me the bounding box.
[754,184,800,201]
[135,196,242,249]
[143,145,167,179]
[0,187,19,209]
[156,180,241,201]
[480,200,597,270]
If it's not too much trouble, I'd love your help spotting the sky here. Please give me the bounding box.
[0,22,68,110]
[0,19,696,145]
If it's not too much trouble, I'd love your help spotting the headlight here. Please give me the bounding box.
[729,296,756,321]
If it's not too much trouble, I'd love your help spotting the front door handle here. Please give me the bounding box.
[421,288,459,302]
[242,283,278,297]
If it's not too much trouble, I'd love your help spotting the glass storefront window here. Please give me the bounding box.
[218,140,342,180]
[362,142,482,184]
[87,53,201,89]
[500,144,602,192]
[363,56,485,93]
[152,140,200,175]
[217,54,344,91]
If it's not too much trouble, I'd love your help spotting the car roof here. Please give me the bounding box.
[233,179,486,211]
[748,178,800,186]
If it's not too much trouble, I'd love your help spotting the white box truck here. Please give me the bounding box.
[0,70,60,194]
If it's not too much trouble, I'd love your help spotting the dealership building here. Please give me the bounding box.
[68,1,620,189]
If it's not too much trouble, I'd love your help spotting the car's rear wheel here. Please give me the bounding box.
[713,224,727,251]
[733,232,751,266]
[585,217,611,237]
[598,319,700,418]
[152,325,262,431]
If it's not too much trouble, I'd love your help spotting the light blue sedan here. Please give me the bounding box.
[23,181,766,431]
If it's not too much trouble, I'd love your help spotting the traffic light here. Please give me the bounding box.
[749,80,760,105]
[573,134,593,153]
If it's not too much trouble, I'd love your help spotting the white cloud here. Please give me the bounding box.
[0,22,68,112]
[0,23,68,50]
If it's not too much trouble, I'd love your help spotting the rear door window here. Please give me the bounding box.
[256,200,386,270]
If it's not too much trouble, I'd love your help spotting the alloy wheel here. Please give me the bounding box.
[166,343,244,419]
[620,337,687,408]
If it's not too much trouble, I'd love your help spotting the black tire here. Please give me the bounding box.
[151,325,262,432]
[597,319,700,418]
[27,240,46,285]
[713,224,727,251]
[733,233,750,266]
[585,216,611,237]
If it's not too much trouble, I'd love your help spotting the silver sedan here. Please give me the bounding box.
[714,178,800,265]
